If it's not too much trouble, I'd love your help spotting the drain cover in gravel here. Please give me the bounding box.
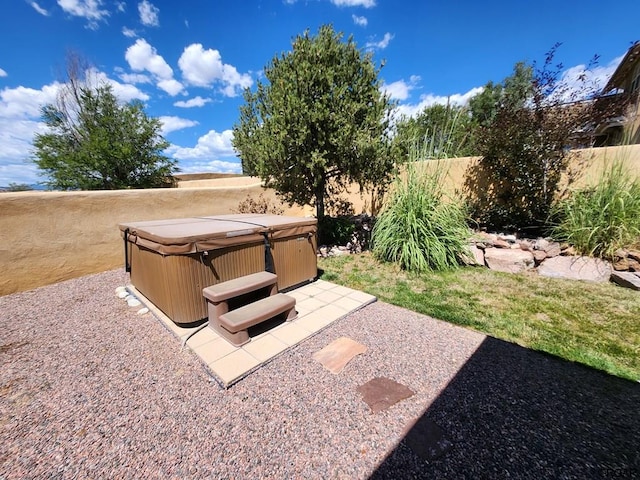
[313,337,367,374]
[357,377,414,413]
[403,416,453,461]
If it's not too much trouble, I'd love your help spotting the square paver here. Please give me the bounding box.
[334,296,367,313]
[209,349,261,385]
[326,284,355,296]
[271,322,313,345]
[296,296,326,312]
[185,326,219,349]
[313,289,343,304]
[298,285,324,297]
[299,304,346,330]
[194,337,238,365]
[242,334,289,362]
[312,280,338,290]
[347,290,377,304]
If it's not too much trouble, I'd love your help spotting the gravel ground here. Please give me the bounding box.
[1,269,639,479]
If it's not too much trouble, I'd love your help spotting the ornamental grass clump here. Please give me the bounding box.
[372,158,471,272]
[551,157,640,258]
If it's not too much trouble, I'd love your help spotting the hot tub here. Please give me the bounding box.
[119,214,317,325]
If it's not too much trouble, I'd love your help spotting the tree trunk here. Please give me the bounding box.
[315,176,325,220]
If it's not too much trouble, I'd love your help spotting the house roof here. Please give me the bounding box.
[602,41,640,94]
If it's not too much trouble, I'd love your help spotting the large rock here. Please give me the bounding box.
[484,248,534,273]
[538,256,612,282]
[610,271,640,291]
[462,245,485,266]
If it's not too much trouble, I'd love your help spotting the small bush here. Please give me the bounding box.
[234,193,285,215]
[551,159,640,258]
[372,160,471,272]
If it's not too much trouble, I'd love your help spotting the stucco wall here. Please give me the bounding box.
[0,181,309,296]
[1,145,638,296]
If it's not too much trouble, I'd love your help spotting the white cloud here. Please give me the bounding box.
[57,0,109,29]
[0,83,61,119]
[118,72,151,84]
[178,43,252,96]
[331,0,376,7]
[175,158,242,175]
[352,14,367,26]
[395,86,484,119]
[158,116,198,136]
[383,75,421,101]
[168,129,236,159]
[30,1,50,15]
[116,1,125,12]
[138,0,159,27]
[0,156,42,186]
[107,81,150,103]
[157,79,184,96]
[125,38,173,79]
[0,68,7,78]
[122,27,137,38]
[365,32,394,50]
[174,96,211,108]
[85,69,150,102]
[553,55,623,101]
[0,87,59,185]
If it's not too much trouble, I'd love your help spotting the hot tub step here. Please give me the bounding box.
[203,271,278,303]
[216,293,297,347]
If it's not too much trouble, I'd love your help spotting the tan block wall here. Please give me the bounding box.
[412,144,640,195]
[1,145,637,296]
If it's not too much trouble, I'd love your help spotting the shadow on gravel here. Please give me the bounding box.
[370,337,640,479]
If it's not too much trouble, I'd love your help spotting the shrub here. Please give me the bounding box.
[371,159,471,272]
[233,193,285,215]
[465,47,598,233]
[551,158,640,258]
[317,215,355,247]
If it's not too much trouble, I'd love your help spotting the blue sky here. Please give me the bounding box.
[0,0,638,186]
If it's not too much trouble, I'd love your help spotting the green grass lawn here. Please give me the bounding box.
[319,252,640,381]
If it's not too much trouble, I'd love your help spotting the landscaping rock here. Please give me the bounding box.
[484,248,535,274]
[543,242,562,257]
[492,238,511,249]
[629,259,640,272]
[463,245,485,266]
[537,256,612,282]
[613,257,631,271]
[533,238,551,250]
[532,250,547,265]
[627,249,640,262]
[610,271,640,291]
[519,239,534,251]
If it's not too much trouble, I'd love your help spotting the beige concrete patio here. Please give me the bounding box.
[129,279,376,386]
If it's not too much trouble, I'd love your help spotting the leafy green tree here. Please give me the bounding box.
[464,47,593,231]
[232,24,396,219]
[33,56,176,190]
[394,103,478,160]
[469,62,533,127]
